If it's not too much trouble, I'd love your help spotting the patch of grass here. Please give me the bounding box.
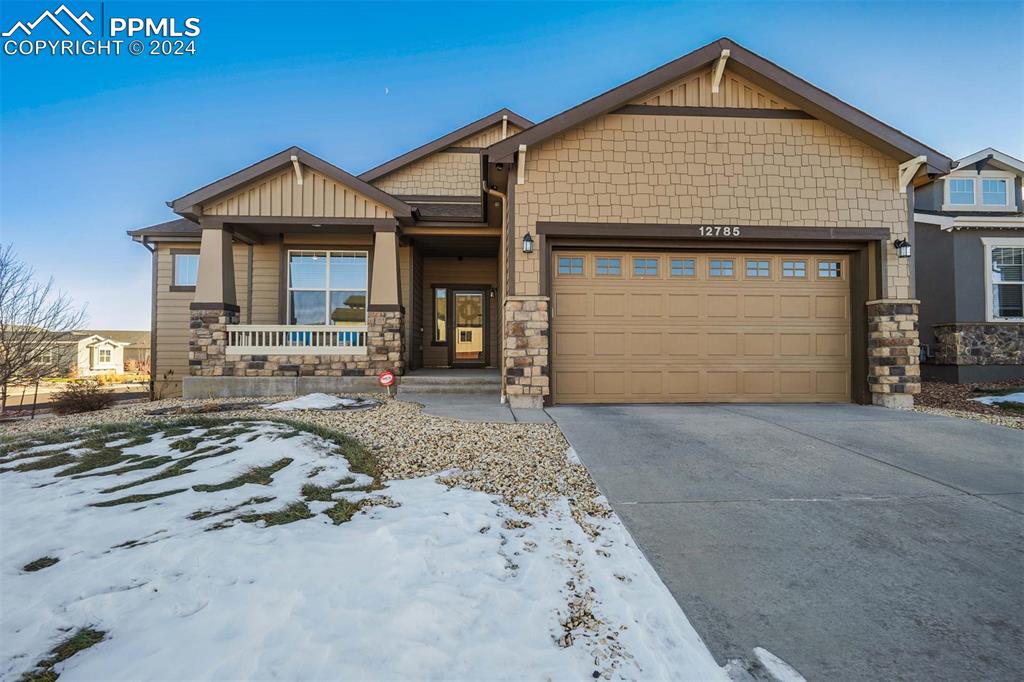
[168,436,203,452]
[55,448,134,477]
[100,446,239,494]
[301,483,336,502]
[997,401,1024,414]
[323,498,366,525]
[23,556,59,572]
[188,496,276,520]
[204,425,254,441]
[237,501,313,526]
[19,627,106,682]
[192,458,292,493]
[8,452,76,473]
[91,489,186,507]
[73,455,174,479]
[265,417,381,487]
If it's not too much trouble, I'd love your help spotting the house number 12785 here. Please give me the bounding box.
[698,225,741,237]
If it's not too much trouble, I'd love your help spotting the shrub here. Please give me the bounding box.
[51,380,116,415]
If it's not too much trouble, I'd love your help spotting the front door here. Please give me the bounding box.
[451,290,486,366]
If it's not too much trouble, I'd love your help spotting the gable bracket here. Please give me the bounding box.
[517,144,527,185]
[898,155,927,194]
[711,49,730,94]
[290,155,303,186]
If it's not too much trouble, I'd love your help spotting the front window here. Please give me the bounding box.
[173,253,199,287]
[982,179,1008,206]
[991,246,1024,319]
[948,178,975,205]
[287,250,367,326]
[783,260,806,278]
[671,258,695,277]
[745,259,769,277]
[818,261,842,278]
[433,288,447,343]
[98,349,112,363]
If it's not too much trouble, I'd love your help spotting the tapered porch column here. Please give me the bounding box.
[366,224,405,375]
[189,221,240,377]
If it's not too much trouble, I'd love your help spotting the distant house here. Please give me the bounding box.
[53,330,151,376]
[913,148,1024,382]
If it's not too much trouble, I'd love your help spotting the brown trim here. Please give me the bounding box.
[613,104,814,119]
[149,243,158,398]
[277,234,287,324]
[402,226,500,237]
[506,166,517,296]
[444,286,490,368]
[189,302,241,312]
[169,248,199,291]
[429,286,448,347]
[485,38,951,174]
[445,147,483,153]
[367,304,404,312]
[359,109,533,182]
[537,222,891,242]
[396,195,481,203]
[373,222,399,233]
[203,216,393,228]
[850,243,870,404]
[170,147,413,217]
[246,243,254,324]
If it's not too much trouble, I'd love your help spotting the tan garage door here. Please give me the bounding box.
[551,251,852,404]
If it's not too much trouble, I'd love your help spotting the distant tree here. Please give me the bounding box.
[0,244,86,413]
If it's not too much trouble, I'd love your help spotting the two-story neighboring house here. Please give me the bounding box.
[913,149,1024,382]
[130,37,953,408]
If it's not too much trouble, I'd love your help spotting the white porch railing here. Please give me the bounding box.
[225,325,368,356]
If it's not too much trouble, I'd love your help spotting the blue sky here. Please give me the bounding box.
[2,0,1022,329]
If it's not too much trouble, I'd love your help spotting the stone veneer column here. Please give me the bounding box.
[866,299,920,410]
[366,309,405,375]
[504,295,549,408]
[189,304,240,377]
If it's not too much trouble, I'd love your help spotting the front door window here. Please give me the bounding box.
[453,291,485,364]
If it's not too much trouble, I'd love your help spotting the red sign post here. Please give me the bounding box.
[378,370,395,396]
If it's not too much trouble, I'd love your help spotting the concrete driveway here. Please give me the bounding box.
[548,404,1024,681]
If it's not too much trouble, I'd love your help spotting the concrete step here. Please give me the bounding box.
[398,385,498,395]
[399,375,500,387]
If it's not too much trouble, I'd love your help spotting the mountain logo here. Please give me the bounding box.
[3,4,94,37]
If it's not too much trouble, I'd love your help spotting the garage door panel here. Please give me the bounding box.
[552,250,851,404]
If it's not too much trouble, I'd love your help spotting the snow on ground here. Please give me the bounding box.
[265,392,362,410]
[1,422,724,681]
[971,391,1024,405]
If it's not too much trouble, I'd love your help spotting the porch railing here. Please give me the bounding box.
[225,325,368,356]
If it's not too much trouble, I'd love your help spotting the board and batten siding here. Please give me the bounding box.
[202,166,393,219]
[629,68,799,109]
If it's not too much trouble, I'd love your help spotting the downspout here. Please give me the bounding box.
[484,181,508,403]
[135,236,156,400]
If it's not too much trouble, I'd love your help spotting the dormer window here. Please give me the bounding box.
[948,178,975,205]
[982,179,1009,206]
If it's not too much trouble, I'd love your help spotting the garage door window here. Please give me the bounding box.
[783,260,807,278]
[558,256,584,276]
[817,260,842,279]
[671,258,696,277]
[596,257,621,276]
[633,258,659,277]
[709,259,734,277]
[745,259,770,278]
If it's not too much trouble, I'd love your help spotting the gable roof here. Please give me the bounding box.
[359,108,533,182]
[169,147,413,219]
[127,217,199,239]
[77,330,151,347]
[954,148,1024,175]
[486,37,952,175]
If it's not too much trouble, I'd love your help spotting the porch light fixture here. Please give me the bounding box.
[522,233,534,254]
[893,239,912,258]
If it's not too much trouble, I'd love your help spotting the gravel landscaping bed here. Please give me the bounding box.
[913,406,1024,430]
[917,380,1024,415]
[1,395,606,529]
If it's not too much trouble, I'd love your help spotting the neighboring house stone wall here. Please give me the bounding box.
[933,323,1024,366]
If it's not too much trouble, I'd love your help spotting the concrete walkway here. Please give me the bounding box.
[396,392,552,423]
[548,403,1024,681]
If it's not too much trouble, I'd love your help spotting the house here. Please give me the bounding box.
[913,149,1024,382]
[53,333,129,376]
[129,37,953,409]
[83,330,152,370]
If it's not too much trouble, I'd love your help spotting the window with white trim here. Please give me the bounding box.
[982,179,1008,206]
[287,250,368,326]
[98,349,112,363]
[948,178,975,205]
[173,253,199,287]
[989,245,1023,320]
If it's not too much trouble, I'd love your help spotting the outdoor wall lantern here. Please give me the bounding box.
[893,239,912,258]
[522,233,535,254]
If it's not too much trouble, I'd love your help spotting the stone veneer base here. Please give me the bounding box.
[866,299,921,409]
[503,296,549,408]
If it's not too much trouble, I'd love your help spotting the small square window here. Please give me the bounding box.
[746,259,770,277]
[633,257,658,276]
[783,260,806,278]
[948,178,975,205]
[818,261,842,278]
[671,258,695,277]
[173,253,199,287]
[596,257,621,275]
[558,256,584,275]
[709,259,734,277]
[982,179,1008,206]
[98,349,112,363]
